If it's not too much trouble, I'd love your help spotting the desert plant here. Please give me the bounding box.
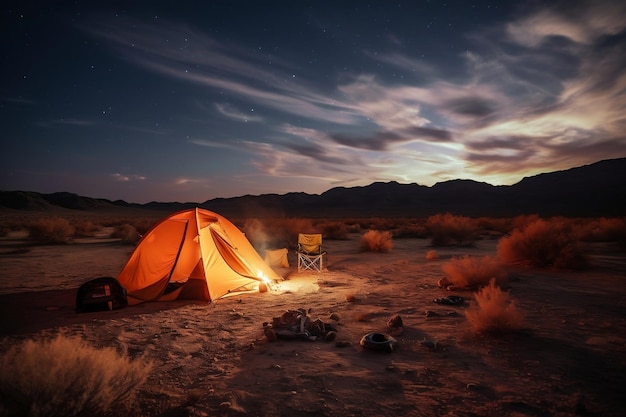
[441,255,506,288]
[577,217,626,243]
[393,223,428,239]
[111,223,141,244]
[72,220,100,237]
[360,230,393,252]
[0,334,152,417]
[465,279,523,334]
[426,213,479,246]
[497,218,588,269]
[28,217,75,244]
[425,249,439,261]
[510,214,541,231]
[474,216,513,236]
[316,220,350,240]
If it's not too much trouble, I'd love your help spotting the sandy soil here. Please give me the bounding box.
[1,229,626,417]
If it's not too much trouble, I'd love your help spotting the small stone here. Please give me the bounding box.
[264,327,277,342]
[329,312,341,321]
[387,314,403,328]
[325,331,337,341]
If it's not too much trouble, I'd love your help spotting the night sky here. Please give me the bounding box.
[2,1,625,204]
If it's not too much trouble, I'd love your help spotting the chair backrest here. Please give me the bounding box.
[298,233,323,254]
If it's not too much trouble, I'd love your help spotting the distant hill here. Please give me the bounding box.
[1,158,625,217]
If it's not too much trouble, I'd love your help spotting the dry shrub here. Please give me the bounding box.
[425,250,439,261]
[361,217,397,230]
[111,224,140,244]
[316,220,349,240]
[465,279,523,334]
[511,214,541,231]
[578,217,626,243]
[72,220,100,237]
[131,218,157,236]
[28,217,75,244]
[475,216,513,236]
[497,218,588,269]
[360,230,393,252]
[0,334,152,417]
[442,255,506,288]
[426,213,479,246]
[393,224,428,239]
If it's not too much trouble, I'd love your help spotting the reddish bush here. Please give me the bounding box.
[441,255,506,288]
[465,279,524,334]
[112,224,141,244]
[28,217,74,244]
[497,218,588,269]
[425,250,439,261]
[72,220,100,237]
[316,220,350,240]
[426,213,479,246]
[360,230,393,252]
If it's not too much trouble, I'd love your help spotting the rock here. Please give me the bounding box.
[325,331,337,341]
[387,314,403,328]
[264,327,277,342]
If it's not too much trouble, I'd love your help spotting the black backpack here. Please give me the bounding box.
[76,277,127,313]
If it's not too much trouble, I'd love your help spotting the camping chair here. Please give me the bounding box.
[297,233,326,272]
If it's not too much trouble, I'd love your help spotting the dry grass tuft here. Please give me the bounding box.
[578,217,626,244]
[442,255,506,288]
[111,223,141,244]
[497,218,588,270]
[360,230,393,252]
[0,334,152,417]
[316,221,350,240]
[28,217,75,244]
[466,279,523,334]
[425,250,439,261]
[426,213,479,246]
[72,220,100,237]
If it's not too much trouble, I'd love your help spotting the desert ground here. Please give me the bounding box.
[1,219,626,417]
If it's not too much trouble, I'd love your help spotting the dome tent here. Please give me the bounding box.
[117,208,280,305]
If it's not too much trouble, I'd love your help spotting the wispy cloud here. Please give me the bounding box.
[85,1,625,189]
[112,173,147,182]
[507,0,626,47]
[215,103,264,122]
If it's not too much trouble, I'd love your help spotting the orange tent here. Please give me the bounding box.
[117,208,280,305]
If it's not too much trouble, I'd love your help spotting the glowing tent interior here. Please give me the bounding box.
[117,208,280,305]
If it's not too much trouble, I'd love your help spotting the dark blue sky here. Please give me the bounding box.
[2,0,625,203]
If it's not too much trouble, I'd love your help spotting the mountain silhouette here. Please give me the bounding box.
[1,158,625,217]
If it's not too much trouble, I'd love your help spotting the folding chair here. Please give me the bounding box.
[297,233,326,272]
